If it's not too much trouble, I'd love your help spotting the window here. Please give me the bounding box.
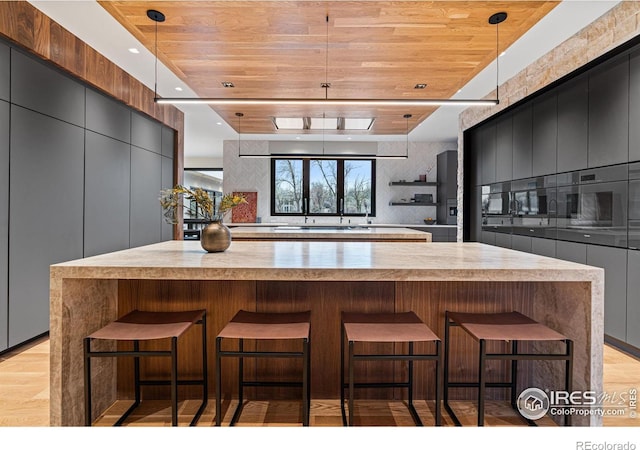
[271,159,375,216]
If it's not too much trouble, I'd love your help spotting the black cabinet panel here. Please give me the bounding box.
[9,106,84,346]
[10,50,85,127]
[161,156,174,241]
[86,89,131,143]
[630,51,640,163]
[469,186,481,241]
[627,250,640,348]
[587,245,627,341]
[161,126,175,158]
[558,75,588,172]
[531,237,556,258]
[0,42,9,102]
[512,104,533,180]
[480,124,496,185]
[131,112,162,154]
[130,146,162,247]
[556,240,586,264]
[496,114,512,182]
[84,132,131,257]
[589,56,629,167]
[532,93,557,177]
[0,101,8,351]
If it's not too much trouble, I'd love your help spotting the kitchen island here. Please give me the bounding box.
[230,226,432,242]
[50,240,603,426]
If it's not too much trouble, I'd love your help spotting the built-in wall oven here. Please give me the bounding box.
[629,162,640,250]
[481,182,512,234]
[556,164,628,247]
[509,176,557,239]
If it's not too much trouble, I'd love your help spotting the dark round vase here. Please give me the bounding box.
[200,221,231,252]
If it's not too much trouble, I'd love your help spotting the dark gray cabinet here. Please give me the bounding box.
[511,235,532,253]
[161,126,175,159]
[496,114,513,182]
[556,240,587,264]
[481,231,496,245]
[532,93,557,177]
[11,50,85,127]
[558,75,588,172]
[0,42,9,102]
[512,104,533,180]
[589,56,629,168]
[0,101,8,351]
[480,124,496,185]
[469,129,482,187]
[130,146,162,247]
[86,89,131,143]
[161,156,174,241]
[469,186,482,241]
[9,106,84,346]
[132,112,162,154]
[630,51,640,163]
[531,237,556,258]
[627,250,640,348]
[84,132,131,257]
[495,233,512,249]
[587,245,628,341]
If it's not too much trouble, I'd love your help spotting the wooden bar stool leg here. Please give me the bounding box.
[134,340,141,407]
[306,335,312,419]
[215,337,222,426]
[340,323,346,425]
[478,339,486,427]
[408,342,414,410]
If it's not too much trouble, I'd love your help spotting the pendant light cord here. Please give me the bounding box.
[154,18,158,99]
[325,14,329,100]
[495,17,499,102]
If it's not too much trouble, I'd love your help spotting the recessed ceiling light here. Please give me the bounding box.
[500,51,506,57]
[296,136,301,140]
[221,81,235,88]
[347,137,352,140]
[216,122,222,126]
[414,83,427,89]
[128,48,140,54]
[175,87,183,92]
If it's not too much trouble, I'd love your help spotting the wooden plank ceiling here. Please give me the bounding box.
[100,1,558,135]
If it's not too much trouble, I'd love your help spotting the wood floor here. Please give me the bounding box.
[1,336,638,427]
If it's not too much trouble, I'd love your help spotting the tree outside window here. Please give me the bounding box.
[271,158,375,216]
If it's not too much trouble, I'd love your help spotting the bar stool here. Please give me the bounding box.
[341,311,442,426]
[84,309,208,426]
[215,310,311,426]
[444,310,573,426]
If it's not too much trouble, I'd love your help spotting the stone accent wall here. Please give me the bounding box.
[456,2,640,240]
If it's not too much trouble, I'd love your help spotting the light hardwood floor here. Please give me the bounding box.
[0,336,638,427]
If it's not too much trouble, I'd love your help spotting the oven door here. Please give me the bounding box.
[629,178,640,249]
[510,187,557,238]
[557,181,628,247]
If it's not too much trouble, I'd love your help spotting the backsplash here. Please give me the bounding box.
[223,140,455,225]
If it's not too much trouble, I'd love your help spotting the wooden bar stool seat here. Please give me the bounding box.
[84,309,208,426]
[444,310,573,427]
[215,310,311,426]
[341,311,442,426]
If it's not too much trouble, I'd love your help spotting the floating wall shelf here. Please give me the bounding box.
[389,181,437,186]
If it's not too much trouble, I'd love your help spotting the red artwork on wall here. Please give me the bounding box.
[231,191,258,223]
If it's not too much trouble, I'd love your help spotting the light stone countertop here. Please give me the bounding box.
[229,226,431,240]
[51,240,603,284]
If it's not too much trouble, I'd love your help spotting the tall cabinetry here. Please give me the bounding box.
[0,44,176,352]
[0,42,9,351]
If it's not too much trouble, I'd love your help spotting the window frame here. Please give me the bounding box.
[270,158,376,217]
